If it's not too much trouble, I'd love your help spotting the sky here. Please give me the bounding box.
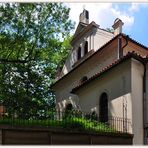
[65,3,148,47]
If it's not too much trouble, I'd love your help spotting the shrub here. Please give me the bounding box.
[0,116,117,133]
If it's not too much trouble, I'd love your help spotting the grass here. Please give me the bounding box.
[0,117,117,133]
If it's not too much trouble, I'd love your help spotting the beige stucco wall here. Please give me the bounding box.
[71,58,144,144]
[145,63,148,144]
[131,59,144,144]
[146,64,148,124]
[74,59,132,122]
[93,29,113,51]
[53,40,118,111]
[53,33,146,144]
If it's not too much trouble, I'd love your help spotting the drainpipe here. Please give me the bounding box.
[143,61,147,144]
[118,35,129,59]
[122,35,129,50]
[118,36,122,59]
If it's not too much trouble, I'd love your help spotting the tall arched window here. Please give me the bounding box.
[84,41,88,55]
[99,92,108,122]
[77,47,81,60]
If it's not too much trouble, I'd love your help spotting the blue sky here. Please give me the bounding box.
[66,3,148,47]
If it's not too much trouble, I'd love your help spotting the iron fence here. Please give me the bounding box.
[0,108,131,134]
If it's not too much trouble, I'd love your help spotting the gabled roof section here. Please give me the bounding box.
[51,33,148,88]
[71,51,147,93]
[51,33,120,88]
[71,21,99,45]
[74,22,88,37]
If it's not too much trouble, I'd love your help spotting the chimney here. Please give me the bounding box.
[112,18,124,36]
[79,9,89,24]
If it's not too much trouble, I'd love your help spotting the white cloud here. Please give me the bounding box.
[111,7,134,27]
[66,3,113,28]
[128,3,148,13]
[66,3,135,32]
[128,3,140,13]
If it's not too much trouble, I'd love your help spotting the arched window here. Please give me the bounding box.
[84,41,88,55]
[65,103,73,112]
[99,92,108,122]
[77,47,81,60]
[64,103,73,119]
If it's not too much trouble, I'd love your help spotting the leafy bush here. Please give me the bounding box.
[0,117,116,133]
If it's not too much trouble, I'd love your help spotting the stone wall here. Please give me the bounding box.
[0,125,133,145]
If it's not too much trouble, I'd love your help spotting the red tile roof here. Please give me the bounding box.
[71,51,147,93]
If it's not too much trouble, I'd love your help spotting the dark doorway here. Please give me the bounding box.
[99,92,108,122]
[64,103,73,119]
[65,103,73,114]
[84,41,88,55]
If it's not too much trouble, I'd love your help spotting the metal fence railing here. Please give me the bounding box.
[0,108,131,134]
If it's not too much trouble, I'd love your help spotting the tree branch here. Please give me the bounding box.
[0,58,34,64]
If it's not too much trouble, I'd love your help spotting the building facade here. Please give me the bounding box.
[52,9,148,144]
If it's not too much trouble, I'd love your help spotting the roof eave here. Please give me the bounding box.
[71,52,146,94]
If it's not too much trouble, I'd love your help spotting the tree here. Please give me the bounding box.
[0,3,74,118]
[106,28,114,33]
[52,35,73,71]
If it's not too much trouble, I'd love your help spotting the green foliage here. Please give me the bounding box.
[0,117,116,133]
[53,35,73,69]
[106,28,114,33]
[0,3,74,118]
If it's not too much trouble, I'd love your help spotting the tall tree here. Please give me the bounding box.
[0,3,74,118]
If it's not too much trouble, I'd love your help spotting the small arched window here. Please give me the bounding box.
[64,103,73,119]
[77,47,81,60]
[65,103,73,112]
[99,92,108,122]
[84,41,88,55]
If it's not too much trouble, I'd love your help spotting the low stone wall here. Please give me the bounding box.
[0,125,133,145]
